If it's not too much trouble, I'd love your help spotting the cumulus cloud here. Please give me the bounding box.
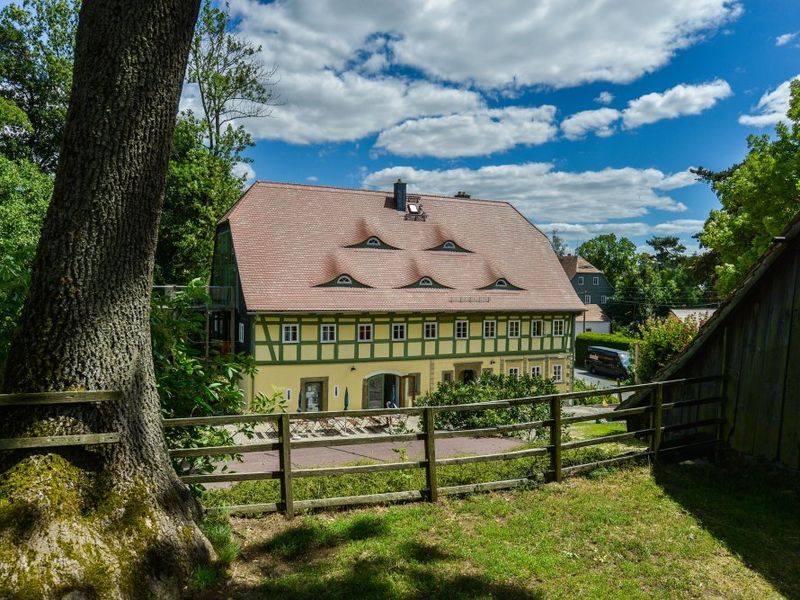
[232,161,256,184]
[538,219,704,239]
[194,0,741,145]
[776,32,798,46]
[738,75,800,127]
[594,91,615,104]
[363,163,696,223]
[561,108,621,140]
[374,106,557,158]
[621,79,732,128]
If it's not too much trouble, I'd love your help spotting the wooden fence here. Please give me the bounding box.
[162,375,723,517]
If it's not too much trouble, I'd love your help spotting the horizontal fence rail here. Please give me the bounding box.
[163,375,724,516]
[0,390,122,450]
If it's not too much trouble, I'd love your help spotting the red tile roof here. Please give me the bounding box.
[583,303,610,322]
[223,182,585,314]
[559,255,603,279]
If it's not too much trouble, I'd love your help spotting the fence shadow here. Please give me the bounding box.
[654,459,800,599]
[200,512,542,600]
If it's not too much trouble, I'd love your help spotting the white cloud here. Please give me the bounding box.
[776,32,798,46]
[561,108,621,140]
[374,106,557,158]
[621,79,732,128]
[594,91,615,104]
[198,0,742,145]
[306,175,318,182]
[363,163,696,223]
[232,161,256,184]
[538,219,704,239]
[738,75,799,127]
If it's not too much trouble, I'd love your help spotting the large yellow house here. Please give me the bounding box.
[210,180,585,411]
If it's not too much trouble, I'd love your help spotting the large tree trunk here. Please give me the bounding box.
[0,1,206,598]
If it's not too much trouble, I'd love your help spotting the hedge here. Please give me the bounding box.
[575,332,638,367]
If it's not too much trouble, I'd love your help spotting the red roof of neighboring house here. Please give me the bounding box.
[223,182,585,314]
[558,255,603,279]
[582,303,610,323]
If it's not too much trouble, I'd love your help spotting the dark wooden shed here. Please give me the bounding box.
[619,212,800,470]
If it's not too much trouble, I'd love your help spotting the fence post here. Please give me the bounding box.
[423,407,438,502]
[278,413,294,518]
[650,383,664,459]
[549,397,562,482]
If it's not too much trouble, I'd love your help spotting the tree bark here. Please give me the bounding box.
[0,1,206,598]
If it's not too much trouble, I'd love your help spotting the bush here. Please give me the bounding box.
[414,373,557,434]
[575,332,637,367]
[635,316,700,382]
[572,379,619,405]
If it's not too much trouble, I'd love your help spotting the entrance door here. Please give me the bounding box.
[460,369,476,383]
[367,374,384,409]
[301,380,323,412]
[365,373,401,409]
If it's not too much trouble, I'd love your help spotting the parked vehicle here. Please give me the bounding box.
[586,346,630,379]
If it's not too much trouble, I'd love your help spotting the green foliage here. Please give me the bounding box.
[151,279,286,476]
[0,155,52,383]
[187,0,278,156]
[414,373,556,432]
[575,332,637,367]
[572,379,618,405]
[0,0,78,171]
[155,113,245,284]
[695,79,800,297]
[576,234,637,286]
[634,316,701,383]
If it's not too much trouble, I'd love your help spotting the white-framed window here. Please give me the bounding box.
[531,365,542,378]
[531,320,543,337]
[584,293,591,303]
[238,322,245,342]
[358,323,373,342]
[336,275,353,285]
[553,319,565,336]
[366,237,380,247]
[600,295,608,304]
[455,320,468,339]
[320,323,337,343]
[392,323,407,340]
[424,321,438,339]
[593,276,600,286]
[508,320,520,338]
[443,241,456,250]
[552,364,563,382]
[508,367,520,378]
[577,276,584,285]
[282,323,299,343]
[483,320,496,338]
[495,278,508,288]
[419,277,433,286]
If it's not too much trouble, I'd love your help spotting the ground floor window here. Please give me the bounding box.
[552,364,563,382]
[442,370,453,383]
[531,365,541,377]
[508,367,520,377]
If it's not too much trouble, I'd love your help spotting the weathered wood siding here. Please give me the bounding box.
[662,240,800,469]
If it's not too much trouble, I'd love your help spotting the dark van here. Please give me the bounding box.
[585,346,630,379]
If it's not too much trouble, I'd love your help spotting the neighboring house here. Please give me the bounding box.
[668,307,717,323]
[575,303,611,334]
[619,212,800,470]
[559,255,614,305]
[210,180,585,412]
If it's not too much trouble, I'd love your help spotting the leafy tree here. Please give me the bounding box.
[694,79,800,296]
[550,230,568,257]
[0,155,51,382]
[155,112,245,283]
[0,0,78,171]
[647,236,686,268]
[0,1,209,597]
[187,0,278,156]
[576,233,637,287]
[635,316,701,382]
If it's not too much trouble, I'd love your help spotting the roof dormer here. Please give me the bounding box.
[428,239,470,253]
[316,273,371,288]
[479,278,523,291]
[346,236,399,250]
[399,276,450,289]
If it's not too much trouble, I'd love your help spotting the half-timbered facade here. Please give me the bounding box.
[211,181,585,411]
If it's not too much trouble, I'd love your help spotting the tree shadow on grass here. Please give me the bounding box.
[654,459,800,599]
[209,512,542,600]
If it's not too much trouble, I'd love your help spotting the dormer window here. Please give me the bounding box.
[427,240,470,252]
[317,273,370,288]
[479,278,523,291]
[346,236,398,250]
[400,276,450,289]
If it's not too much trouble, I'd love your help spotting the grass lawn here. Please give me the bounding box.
[195,460,800,599]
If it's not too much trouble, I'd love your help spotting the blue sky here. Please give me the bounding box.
[184,0,797,253]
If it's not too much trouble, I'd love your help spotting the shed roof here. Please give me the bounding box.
[222,182,585,314]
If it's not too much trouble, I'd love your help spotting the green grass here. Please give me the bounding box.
[197,461,800,599]
[569,420,628,440]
